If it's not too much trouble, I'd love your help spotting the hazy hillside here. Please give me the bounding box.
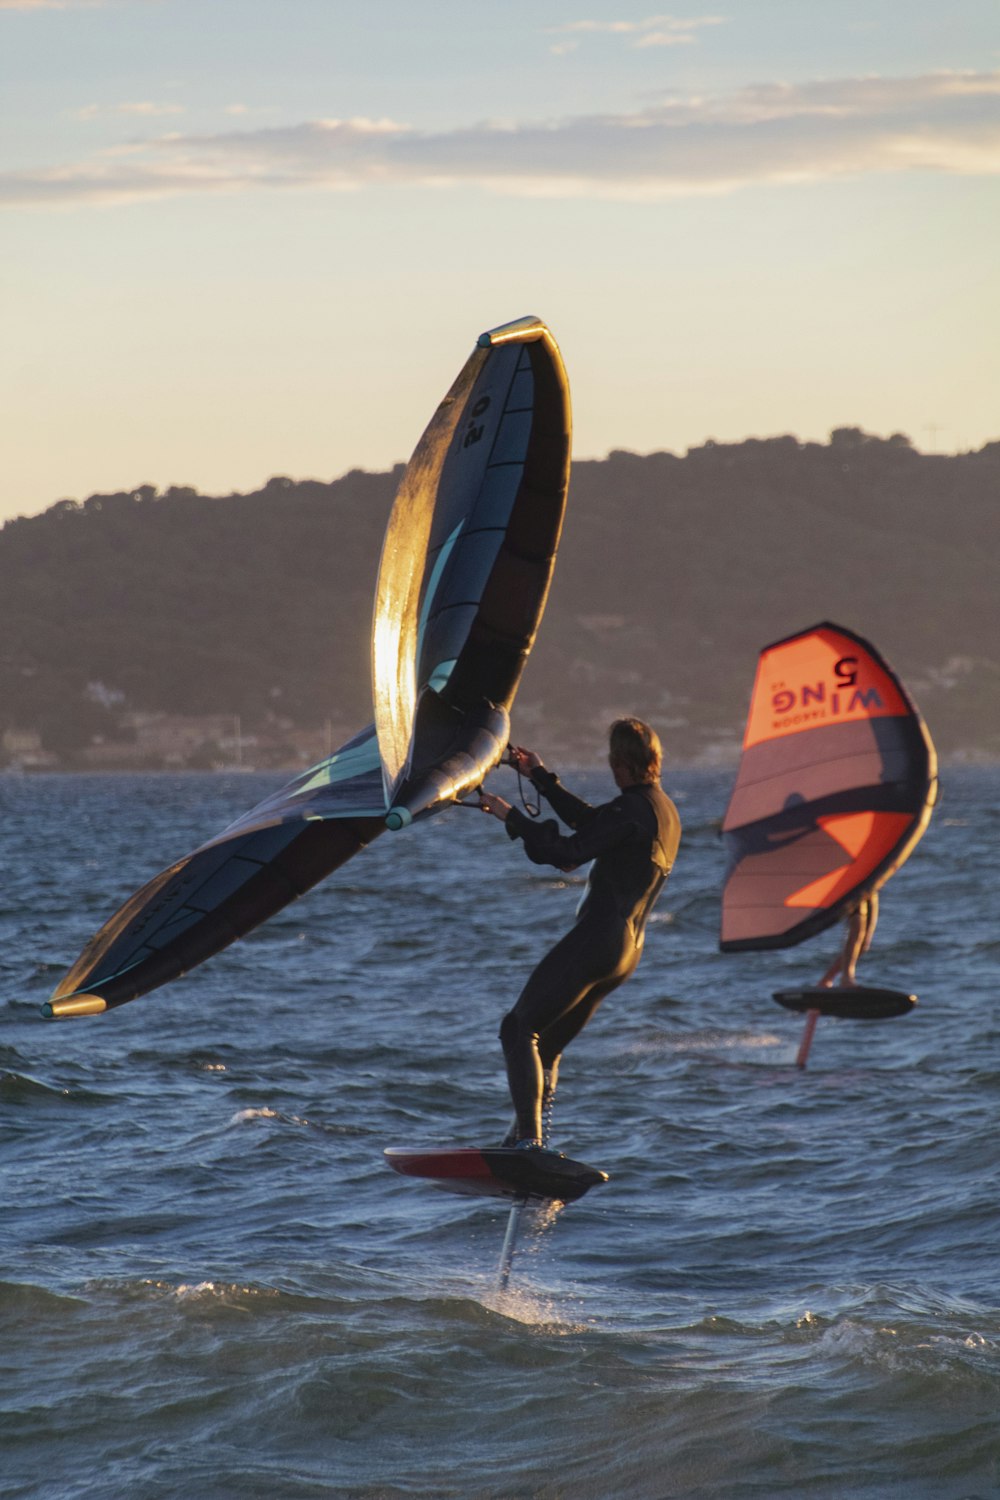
[1,429,997,766]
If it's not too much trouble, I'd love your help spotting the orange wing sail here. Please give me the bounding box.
[720,623,937,951]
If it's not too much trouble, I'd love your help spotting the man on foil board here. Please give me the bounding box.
[719,621,937,1065]
[479,717,681,1152]
[44,313,623,1219]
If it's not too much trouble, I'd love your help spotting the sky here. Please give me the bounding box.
[2,0,998,522]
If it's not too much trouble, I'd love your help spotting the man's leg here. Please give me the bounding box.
[500,924,633,1143]
[841,904,867,987]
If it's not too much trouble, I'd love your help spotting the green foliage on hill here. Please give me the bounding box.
[2,431,997,763]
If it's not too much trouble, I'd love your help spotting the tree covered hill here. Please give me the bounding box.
[2,429,997,765]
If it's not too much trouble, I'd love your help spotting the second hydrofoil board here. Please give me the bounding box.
[773,986,916,1020]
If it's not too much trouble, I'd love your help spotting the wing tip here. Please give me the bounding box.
[42,994,108,1020]
[477,314,546,348]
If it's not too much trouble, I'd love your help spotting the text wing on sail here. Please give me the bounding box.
[46,316,571,1017]
[720,622,937,952]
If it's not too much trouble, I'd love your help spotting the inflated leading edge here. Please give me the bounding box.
[45,316,572,1017]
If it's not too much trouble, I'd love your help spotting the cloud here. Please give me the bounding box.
[633,30,699,48]
[4,72,1000,209]
[546,13,723,48]
[0,1,106,9]
[222,103,281,119]
[76,101,184,119]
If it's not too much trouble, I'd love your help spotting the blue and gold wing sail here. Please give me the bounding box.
[46,316,571,1017]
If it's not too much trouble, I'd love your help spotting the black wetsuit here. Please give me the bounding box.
[500,768,681,1141]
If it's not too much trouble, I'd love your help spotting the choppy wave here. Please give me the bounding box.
[3,767,1000,1499]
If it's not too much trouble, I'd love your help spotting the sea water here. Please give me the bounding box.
[2,766,998,1499]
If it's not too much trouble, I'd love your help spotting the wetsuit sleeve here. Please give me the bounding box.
[529,767,596,830]
[505,799,633,871]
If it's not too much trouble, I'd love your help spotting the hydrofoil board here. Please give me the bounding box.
[773,986,916,1021]
[384,1145,608,1204]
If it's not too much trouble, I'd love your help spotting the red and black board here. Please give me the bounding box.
[384,1146,608,1203]
[773,986,916,1021]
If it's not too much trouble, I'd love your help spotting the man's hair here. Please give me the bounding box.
[608,717,662,784]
